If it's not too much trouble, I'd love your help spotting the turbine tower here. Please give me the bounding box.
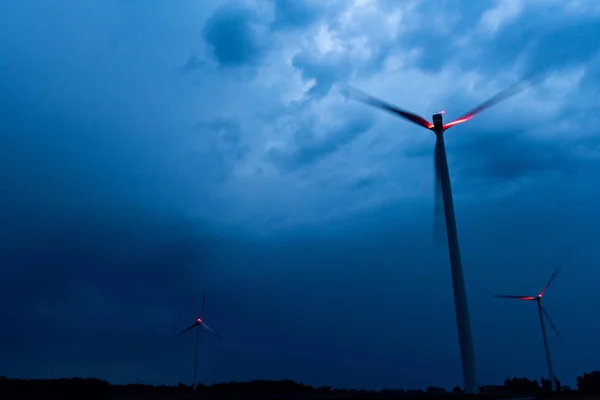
[347,75,538,394]
[495,266,562,392]
[176,292,223,393]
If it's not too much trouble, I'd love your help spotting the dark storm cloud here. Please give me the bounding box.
[267,111,375,173]
[202,1,269,67]
[393,2,492,73]
[384,2,600,76]
[181,54,205,73]
[0,119,228,376]
[270,0,322,31]
[292,50,355,98]
[402,126,591,191]
[201,1,349,71]
[478,17,600,74]
[1,215,212,308]
[450,129,580,183]
[364,1,491,73]
[0,210,224,375]
[350,170,382,191]
[0,1,231,378]
[2,0,600,393]
[185,118,249,182]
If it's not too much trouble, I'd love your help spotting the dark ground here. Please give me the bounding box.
[2,372,600,400]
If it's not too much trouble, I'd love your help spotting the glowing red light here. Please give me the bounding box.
[439,110,445,114]
[197,318,203,323]
[443,117,471,129]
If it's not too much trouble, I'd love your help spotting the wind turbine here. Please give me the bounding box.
[347,75,539,394]
[495,266,562,392]
[176,292,223,393]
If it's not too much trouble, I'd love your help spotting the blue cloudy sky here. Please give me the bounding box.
[1,0,600,392]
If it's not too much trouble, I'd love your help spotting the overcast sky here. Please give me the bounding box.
[1,0,600,392]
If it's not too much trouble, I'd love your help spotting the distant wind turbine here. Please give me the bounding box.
[176,292,223,392]
[347,74,540,394]
[495,266,562,392]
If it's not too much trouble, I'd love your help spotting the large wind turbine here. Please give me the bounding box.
[176,292,223,392]
[347,75,538,394]
[495,266,562,392]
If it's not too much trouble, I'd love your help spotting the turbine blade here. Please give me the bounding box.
[540,305,560,338]
[201,291,206,320]
[433,138,445,245]
[346,86,434,130]
[443,73,541,130]
[176,322,199,337]
[494,294,536,300]
[540,265,562,297]
[201,322,223,340]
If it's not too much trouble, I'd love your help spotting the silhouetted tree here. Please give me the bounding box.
[379,388,405,397]
[4,371,600,399]
[0,377,110,400]
[539,376,562,392]
[540,377,551,392]
[425,386,446,394]
[316,385,332,394]
[479,385,505,395]
[577,370,600,394]
[176,381,189,393]
[503,377,540,395]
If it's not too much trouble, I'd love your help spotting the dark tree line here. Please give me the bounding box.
[0,377,110,400]
[576,370,600,394]
[1,371,600,399]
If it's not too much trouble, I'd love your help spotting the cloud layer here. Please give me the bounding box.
[1,0,600,391]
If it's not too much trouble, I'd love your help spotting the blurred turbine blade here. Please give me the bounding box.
[346,86,434,130]
[176,322,199,337]
[540,304,560,338]
[201,291,206,320]
[433,138,445,245]
[201,322,223,340]
[443,72,541,130]
[540,265,562,296]
[494,294,536,300]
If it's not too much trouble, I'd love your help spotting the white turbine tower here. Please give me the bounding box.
[347,74,540,394]
[176,292,223,393]
[495,266,562,392]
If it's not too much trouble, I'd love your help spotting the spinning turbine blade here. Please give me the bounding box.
[540,266,562,297]
[201,322,223,340]
[177,322,199,337]
[346,86,434,130]
[540,305,560,338]
[201,291,206,320]
[443,73,541,130]
[494,294,536,300]
[346,73,539,395]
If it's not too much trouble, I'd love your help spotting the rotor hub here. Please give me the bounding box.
[432,113,444,132]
